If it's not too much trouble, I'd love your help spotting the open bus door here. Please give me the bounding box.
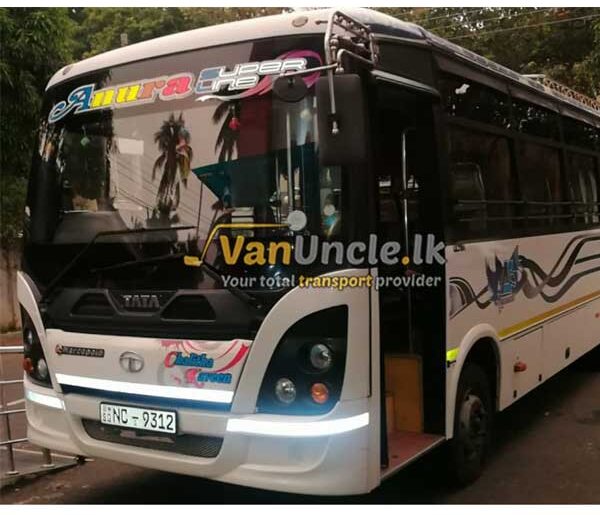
[371,80,447,477]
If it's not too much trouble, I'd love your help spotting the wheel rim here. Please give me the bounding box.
[458,391,488,463]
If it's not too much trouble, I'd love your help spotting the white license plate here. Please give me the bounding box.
[100,403,176,434]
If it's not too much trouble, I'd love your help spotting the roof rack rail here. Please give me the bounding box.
[320,11,379,135]
[526,74,600,114]
[324,10,379,70]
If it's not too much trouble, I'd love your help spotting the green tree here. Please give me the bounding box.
[3,6,599,250]
[0,8,74,247]
[74,7,285,59]
[180,7,284,29]
[381,7,600,98]
[75,7,187,58]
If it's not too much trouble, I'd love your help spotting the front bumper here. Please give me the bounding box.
[25,376,372,495]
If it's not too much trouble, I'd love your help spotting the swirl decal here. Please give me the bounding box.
[449,235,600,319]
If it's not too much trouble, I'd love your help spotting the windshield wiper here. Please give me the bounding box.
[40,225,195,303]
[194,259,263,310]
[90,252,186,274]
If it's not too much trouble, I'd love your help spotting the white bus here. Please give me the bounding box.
[20,8,600,494]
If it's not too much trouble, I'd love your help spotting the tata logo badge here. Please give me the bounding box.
[119,351,144,373]
[120,294,160,311]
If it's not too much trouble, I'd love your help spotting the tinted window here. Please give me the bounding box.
[568,152,599,224]
[562,116,599,151]
[25,36,345,292]
[449,127,517,238]
[512,100,560,141]
[518,142,564,225]
[32,38,328,243]
[441,74,510,128]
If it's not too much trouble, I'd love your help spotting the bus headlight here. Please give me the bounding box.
[257,306,348,415]
[37,357,49,381]
[21,308,52,388]
[309,343,332,371]
[275,378,297,404]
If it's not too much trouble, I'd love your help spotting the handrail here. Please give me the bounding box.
[0,408,26,416]
[0,345,24,354]
[456,199,600,206]
[0,343,59,477]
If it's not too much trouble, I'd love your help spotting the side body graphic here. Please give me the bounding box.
[445,229,600,433]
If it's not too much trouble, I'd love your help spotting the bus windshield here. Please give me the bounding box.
[25,37,346,292]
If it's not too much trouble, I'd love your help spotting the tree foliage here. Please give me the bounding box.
[73,8,187,58]
[72,7,285,58]
[1,7,600,247]
[381,7,600,97]
[0,8,74,246]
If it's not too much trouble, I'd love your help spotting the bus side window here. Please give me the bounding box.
[450,162,486,236]
[563,116,599,151]
[512,99,561,142]
[568,152,599,225]
[518,142,564,227]
[448,127,516,239]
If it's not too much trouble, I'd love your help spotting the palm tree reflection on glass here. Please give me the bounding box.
[152,112,193,217]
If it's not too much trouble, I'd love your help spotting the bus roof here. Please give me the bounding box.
[46,8,422,90]
[424,30,600,122]
[47,7,599,122]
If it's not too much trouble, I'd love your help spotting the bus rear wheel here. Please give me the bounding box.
[448,362,493,486]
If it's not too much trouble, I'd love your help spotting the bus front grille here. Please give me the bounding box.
[82,419,223,458]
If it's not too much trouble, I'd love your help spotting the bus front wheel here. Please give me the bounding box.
[448,362,493,486]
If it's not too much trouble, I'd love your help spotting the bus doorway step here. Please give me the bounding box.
[380,431,445,481]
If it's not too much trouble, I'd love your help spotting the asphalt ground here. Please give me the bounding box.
[1,335,599,504]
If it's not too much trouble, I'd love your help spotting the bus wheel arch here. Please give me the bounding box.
[447,336,500,485]
[461,337,500,413]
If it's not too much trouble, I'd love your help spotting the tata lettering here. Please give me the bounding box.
[120,294,161,310]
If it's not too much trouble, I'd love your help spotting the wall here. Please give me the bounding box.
[0,246,21,331]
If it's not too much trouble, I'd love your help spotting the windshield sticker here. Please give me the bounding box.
[48,50,322,124]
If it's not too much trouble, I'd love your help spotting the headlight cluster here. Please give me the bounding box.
[257,306,348,415]
[21,308,51,387]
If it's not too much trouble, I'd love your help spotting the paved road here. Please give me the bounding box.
[2,343,599,504]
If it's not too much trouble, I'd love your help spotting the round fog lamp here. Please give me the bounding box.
[310,382,330,404]
[37,358,49,381]
[275,378,297,404]
[309,344,332,371]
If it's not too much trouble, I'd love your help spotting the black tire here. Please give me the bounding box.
[448,362,493,486]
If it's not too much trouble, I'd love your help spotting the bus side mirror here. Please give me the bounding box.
[316,74,368,166]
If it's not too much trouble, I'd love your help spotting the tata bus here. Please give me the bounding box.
[20,7,600,494]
